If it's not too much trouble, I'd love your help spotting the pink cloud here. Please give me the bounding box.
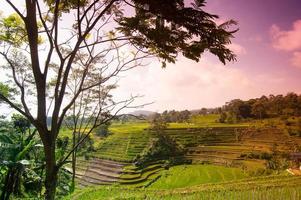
[114,57,260,112]
[248,35,263,43]
[291,51,301,68]
[270,20,301,51]
[114,55,296,112]
[227,43,247,55]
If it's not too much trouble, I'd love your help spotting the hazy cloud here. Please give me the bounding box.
[270,20,301,51]
[114,57,259,112]
[291,51,301,68]
[270,19,301,69]
[227,43,247,55]
[248,35,263,43]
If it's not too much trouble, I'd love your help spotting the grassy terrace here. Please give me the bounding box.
[80,116,294,181]
[66,173,301,200]
[189,114,250,127]
[93,126,246,163]
[93,114,250,163]
[94,123,152,162]
[74,159,165,188]
[69,115,301,199]
[150,164,248,189]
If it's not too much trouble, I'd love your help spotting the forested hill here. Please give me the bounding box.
[221,92,301,121]
[137,92,301,124]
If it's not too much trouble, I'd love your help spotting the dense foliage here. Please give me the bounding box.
[134,134,187,168]
[0,116,43,199]
[220,93,301,122]
[135,114,186,167]
[95,122,111,137]
[155,110,191,123]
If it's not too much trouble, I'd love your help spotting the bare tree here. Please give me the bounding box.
[61,49,146,190]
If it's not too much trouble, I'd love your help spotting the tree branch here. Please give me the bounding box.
[57,95,138,168]
[0,52,33,119]
[5,0,26,20]
[0,93,34,123]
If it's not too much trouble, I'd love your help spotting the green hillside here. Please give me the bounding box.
[150,164,248,189]
[67,115,301,199]
[66,174,301,200]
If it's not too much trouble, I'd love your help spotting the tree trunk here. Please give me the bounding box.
[39,166,44,197]
[1,169,11,200]
[71,131,77,192]
[44,142,58,200]
[1,167,19,200]
[71,151,77,191]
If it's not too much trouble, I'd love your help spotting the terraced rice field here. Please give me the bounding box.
[95,126,151,162]
[71,122,301,189]
[78,158,126,187]
[68,158,164,188]
[165,127,299,168]
[150,164,248,189]
[65,173,301,200]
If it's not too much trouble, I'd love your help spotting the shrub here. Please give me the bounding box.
[95,123,111,137]
[218,112,227,123]
[287,128,298,136]
[248,168,273,176]
[134,134,187,167]
[226,113,237,124]
[240,152,272,160]
[280,115,288,121]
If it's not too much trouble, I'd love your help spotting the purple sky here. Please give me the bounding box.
[116,0,301,112]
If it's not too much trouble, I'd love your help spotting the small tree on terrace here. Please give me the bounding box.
[0,0,237,199]
[136,112,185,167]
[150,113,168,134]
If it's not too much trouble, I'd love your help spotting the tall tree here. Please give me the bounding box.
[0,0,237,199]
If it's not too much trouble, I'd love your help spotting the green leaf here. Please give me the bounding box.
[0,14,27,46]
[0,82,10,100]
[19,159,30,165]
[0,134,14,144]
[15,140,35,161]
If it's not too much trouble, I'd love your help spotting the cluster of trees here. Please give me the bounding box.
[159,110,191,123]
[197,108,220,115]
[135,113,186,168]
[219,93,301,122]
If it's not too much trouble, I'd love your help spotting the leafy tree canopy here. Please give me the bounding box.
[119,0,237,65]
[4,0,237,66]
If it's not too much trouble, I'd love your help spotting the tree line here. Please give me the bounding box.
[156,110,191,123]
[219,93,301,123]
